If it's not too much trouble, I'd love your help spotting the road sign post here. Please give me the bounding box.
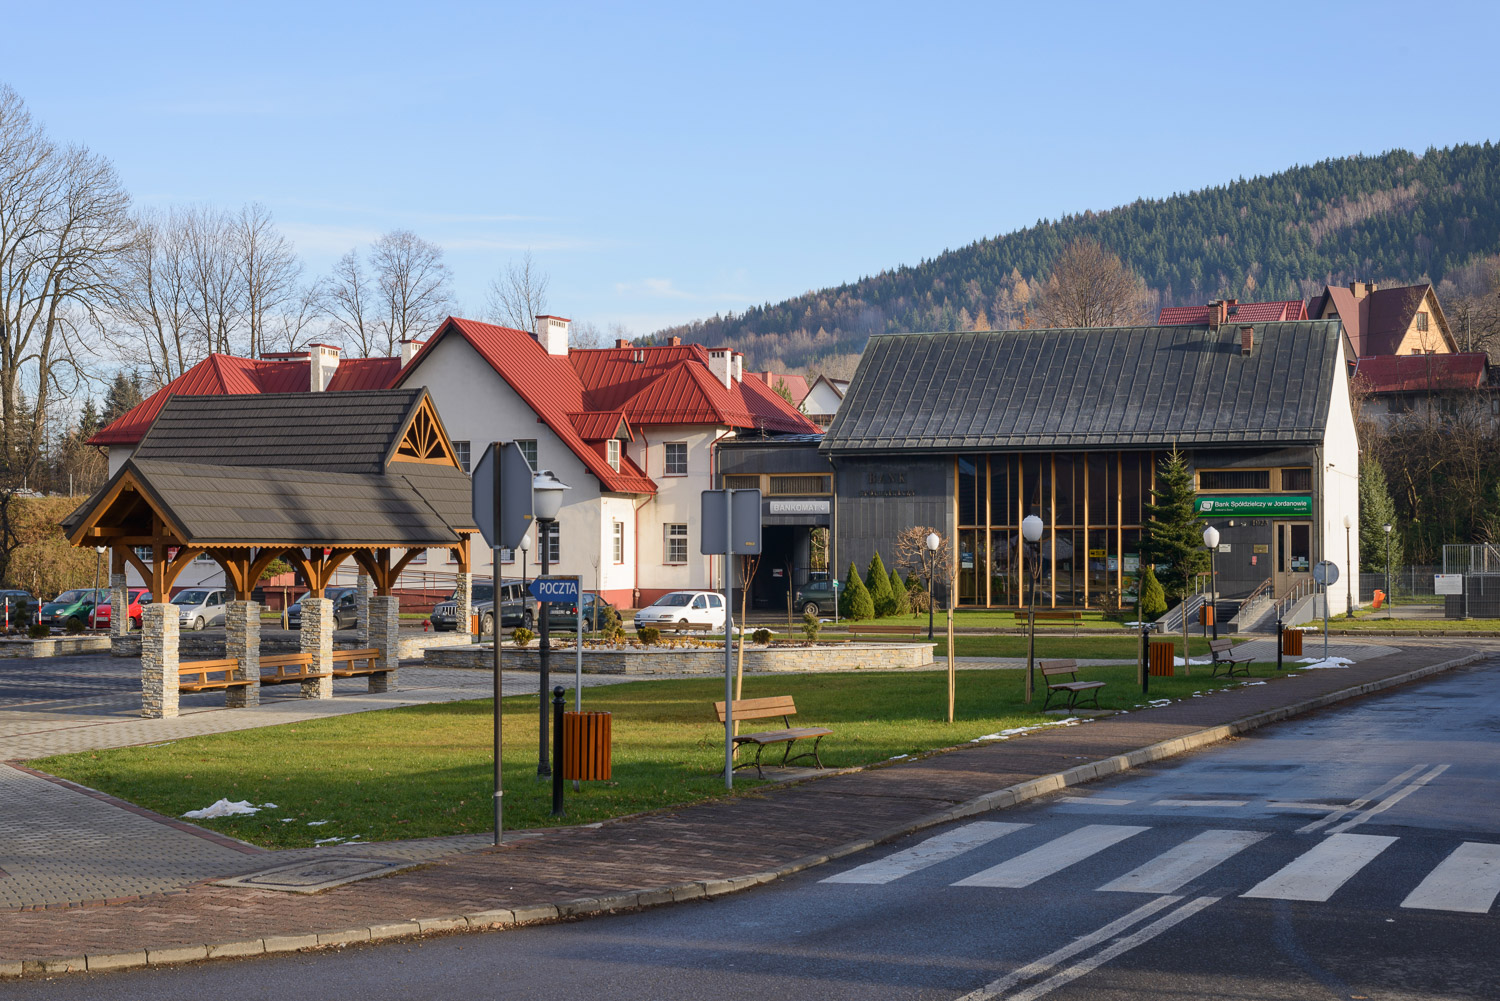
[1313,560,1339,662]
[702,488,762,789]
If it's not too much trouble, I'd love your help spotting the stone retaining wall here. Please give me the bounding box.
[423,642,934,675]
[0,635,112,658]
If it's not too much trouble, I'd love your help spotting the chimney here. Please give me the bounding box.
[669,336,681,346]
[309,343,340,391]
[1240,325,1254,356]
[1206,300,1227,330]
[615,338,629,349]
[731,352,743,383]
[1349,281,1376,300]
[532,315,571,357]
[707,348,733,389]
[400,338,422,365]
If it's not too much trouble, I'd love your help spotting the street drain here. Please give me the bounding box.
[216,856,418,893]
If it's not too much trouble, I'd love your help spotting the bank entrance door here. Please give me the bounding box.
[1273,522,1312,597]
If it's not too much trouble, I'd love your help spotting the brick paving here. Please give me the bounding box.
[0,642,1488,965]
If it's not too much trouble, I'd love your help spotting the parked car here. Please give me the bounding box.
[0,589,35,626]
[287,586,359,630]
[430,581,494,632]
[174,588,228,631]
[793,578,838,617]
[431,581,538,635]
[37,589,102,631]
[633,591,726,631]
[90,587,150,630]
[543,592,615,632]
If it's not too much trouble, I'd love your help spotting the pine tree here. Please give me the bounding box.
[839,561,874,620]
[1138,565,1167,619]
[1359,461,1403,583]
[1142,448,1208,604]
[889,568,911,616]
[102,371,145,425]
[866,552,896,617]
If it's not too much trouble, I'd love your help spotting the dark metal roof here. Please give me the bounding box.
[820,321,1342,454]
[134,390,424,474]
[718,433,826,448]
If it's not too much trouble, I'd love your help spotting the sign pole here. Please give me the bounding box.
[724,488,734,791]
[574,574,583,793]
[492,442,503,847]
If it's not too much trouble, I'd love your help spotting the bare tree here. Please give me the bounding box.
[370,230,452,355]
[1035,238,1147,328]
[894,526,955,611]
[116,207,197,384]
[235,202,301,358]
[181,204,244,355]
[266,281,326,354]
[324,249,376,356]
[486,251,549,331]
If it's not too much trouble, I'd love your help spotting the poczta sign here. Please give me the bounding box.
[529,577,579,603]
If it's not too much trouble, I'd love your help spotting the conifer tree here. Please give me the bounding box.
[889,568,911,616]
[1142,449,1207,663]
[839,561,874,620]
[1138,565,1167,619]
[1359,461,1402,583]
[866,552,896,617]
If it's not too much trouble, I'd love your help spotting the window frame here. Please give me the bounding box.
[665,523,688,565]
[612,521,625,564]
[607,439,620,472]
[1415,310,1429,332]
[452,439,471,473]
[1279,467,1313,492]
[516,439,538,471]
[1196,468,1272,493]
[664,441,688,477]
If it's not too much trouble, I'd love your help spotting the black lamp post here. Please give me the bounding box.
[1343,514,1353,618]
[1383,522,1393,620]
[1202,525,1219,641]
[925,531,940,640]
[532,469,569,777]
[1022,514,1043,703]
[519,531,531,589]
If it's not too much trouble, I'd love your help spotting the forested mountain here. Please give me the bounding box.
[653,143,1500,375]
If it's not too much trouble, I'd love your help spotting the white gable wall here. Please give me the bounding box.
[1323,337,1360,613]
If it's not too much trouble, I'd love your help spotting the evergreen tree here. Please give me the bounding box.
[1142,448,1208,604]
[1359,461,1403,581]
[866,552,896,617]
[839,561,874,620]
[1138,565,1168,619]
[102,371,145,425]
[889,568,911,616]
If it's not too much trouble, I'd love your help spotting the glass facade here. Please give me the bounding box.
[955,451,1157,608]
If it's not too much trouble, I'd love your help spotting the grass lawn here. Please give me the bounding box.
[33,659,1290,850]
[1330,613,1500,633]
[933,634,1216,658]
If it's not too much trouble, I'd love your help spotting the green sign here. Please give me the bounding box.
[1194,495,1312,517]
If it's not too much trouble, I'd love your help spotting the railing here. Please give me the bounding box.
[1228,577,1273,628]
[1271,577,1315,625]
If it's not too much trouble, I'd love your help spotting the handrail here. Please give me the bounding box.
[1228,577,1273,626]
[1271,577,1315,624]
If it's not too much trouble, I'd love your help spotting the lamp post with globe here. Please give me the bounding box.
[1383,522,1393,620]
[531,469,569,777]
[1022,514,1044,703]
[1202,525,1220,641]
[925,532,940,640]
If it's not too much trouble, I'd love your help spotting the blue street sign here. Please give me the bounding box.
[529,576,579,603]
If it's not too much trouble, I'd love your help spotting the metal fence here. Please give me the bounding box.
[1443,545,1500,574]
[1358,566,1442,601]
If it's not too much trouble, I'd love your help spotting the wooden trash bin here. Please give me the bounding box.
[1148,639,1175,676]
[562,710,612,781]
[1201,604,1214,626]
[1282,628,1303,656]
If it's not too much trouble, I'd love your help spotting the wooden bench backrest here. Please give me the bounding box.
[1035,610,1081,619]
[261,652,313,669]
[332,648,379,662]
[1209,638,1234,653]
[714,695,796,724]
[179,658,236,675]
[1039,659,1079,677]
[858,625,920,634]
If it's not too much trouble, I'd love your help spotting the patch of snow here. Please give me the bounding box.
[279,818,296,823]
[182,799,260,819]
[260,802,278,809]
[970,717,1090,742]
[1241,681,1267,686]
[147,742,177,748]
[1174,656,1211,666]
[306,820,331,826]
[1297,656,1354,670]
[313,836,344,844]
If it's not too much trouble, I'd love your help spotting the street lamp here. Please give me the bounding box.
[1201,525,1219,641]
[1383,523,1393,621]
[1342,514,1353,618]
[925,532,940,640]
[1022,514,1044,703]
[532,469,569,777]
[518,530,531,588]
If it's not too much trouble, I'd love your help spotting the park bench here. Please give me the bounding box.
[1033,610,1083,624]
[1209,638,1254,678]
[712,695,833,779]
[657,621,717,634]
[852,624,923,638]
[259,652,328,686]
[330,647,383,679]
[178,658,254,694]
[1040,659,1107,712]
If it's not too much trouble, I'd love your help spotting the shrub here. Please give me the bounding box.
[510,626,534,648]
[906,573,931,614]
[889,569,911,616]
[28,623,49,639]
[751,627,772,645]
[64,617,85,635]
[1138,565,1168,620]
[607,625,628,645]
[866,552,896,617]
[638,625,661,646]
[839,561,875,621]
[592,601,621,635]
[801,609,821,642]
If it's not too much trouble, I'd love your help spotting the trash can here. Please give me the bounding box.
[1282,628,1303,656]
[1148,639,1175,676]
[562,711,612,781]
[1372,589,1385,610]
[1201,604,1214,626]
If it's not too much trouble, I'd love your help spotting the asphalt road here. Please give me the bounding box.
[12,659,1500,1000]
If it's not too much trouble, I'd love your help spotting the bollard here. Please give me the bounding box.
[1276,617,1284,672]
[551,686,566,817]
[1140,620,1150,695]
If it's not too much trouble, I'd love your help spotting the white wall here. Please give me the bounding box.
[803,380,844,417]
[107,446,133,478]
[1323,339,1361,612]
[626,425,723,596]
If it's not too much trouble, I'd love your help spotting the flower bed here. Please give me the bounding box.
[423,639,934,675]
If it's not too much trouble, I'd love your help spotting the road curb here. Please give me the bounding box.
[7,650,1484,978]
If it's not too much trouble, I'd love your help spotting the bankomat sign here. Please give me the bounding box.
[1194,495,1312,517]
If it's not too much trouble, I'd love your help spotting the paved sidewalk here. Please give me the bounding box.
[1,641,1488,975]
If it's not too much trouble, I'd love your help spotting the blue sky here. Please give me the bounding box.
[6,1,1498,336]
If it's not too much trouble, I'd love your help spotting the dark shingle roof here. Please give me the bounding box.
[134,390,424,474]
[821,322,1341,453]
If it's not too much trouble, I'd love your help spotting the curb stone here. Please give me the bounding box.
[10,651,1484,980]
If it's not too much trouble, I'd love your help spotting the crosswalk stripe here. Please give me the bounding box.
[1098,829,1267,894]
[1241,833,1397,902]
[1401,842,1500,914]
[820,821,1029,884]
[953,824,1148,889]
[1325,764,1449,835]
[1298,764,1426,834]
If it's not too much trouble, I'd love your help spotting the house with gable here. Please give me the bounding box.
[396,316,820,607]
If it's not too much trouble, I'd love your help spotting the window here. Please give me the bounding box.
[517,439,537,471]
[691,595,707,609]
[665,524,688,564]
[768,474,831,495]
[452,440,471,473]
[543,522,560,564]
[1415,311,1429,332]
[1281,468,1312,491]
[707,594,722,608]
[448,547,463,564]
[665,441,688,476]
[1197,469,1271,491]
[612,521,624,563]
[723,475,759,490]
[408,548,427,564]
[607,439,620,471]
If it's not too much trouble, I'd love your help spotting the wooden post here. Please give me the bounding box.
[946,606,955,722]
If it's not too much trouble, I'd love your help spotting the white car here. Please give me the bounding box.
[175,588,227,631]
[634,591,726,631]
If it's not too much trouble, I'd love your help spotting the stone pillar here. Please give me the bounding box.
[141,603,179,719]
[368,594,400,693]
[225,600,261,708]
[355,573,372,643]
[454,572,473,638]
[109,573,129,640]
[299,596,334,699]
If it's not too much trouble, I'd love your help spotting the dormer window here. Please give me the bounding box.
[607,439,620,471]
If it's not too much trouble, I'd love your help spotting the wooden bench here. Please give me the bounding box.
[657,621,717,634]
[330,647,383,678]
[1034,610,1084,624]
[259,653,327,686]
[179,658,255,693]
[1040,659,1106,712]
[712,695,833,779]
[1209,638,1254,678]
[851,625,922,638]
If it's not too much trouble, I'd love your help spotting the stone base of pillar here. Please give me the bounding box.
[141,603,180,719]
[454,572,474,639]
[225,599,261,708]
[369,594,400,692]
[355,573,372,644]
[299,596,334,699]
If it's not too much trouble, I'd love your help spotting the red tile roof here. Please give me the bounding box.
[90,353,404,446]
[1158,300,1308,325]
[568,411,632,441]
[745,369,811,404]
[1353,352,1489,393]
[1310,283,1453,357]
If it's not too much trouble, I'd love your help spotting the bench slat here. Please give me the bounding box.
[734,726,833,745]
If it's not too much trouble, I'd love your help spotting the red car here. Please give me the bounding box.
[90,588,149,630]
